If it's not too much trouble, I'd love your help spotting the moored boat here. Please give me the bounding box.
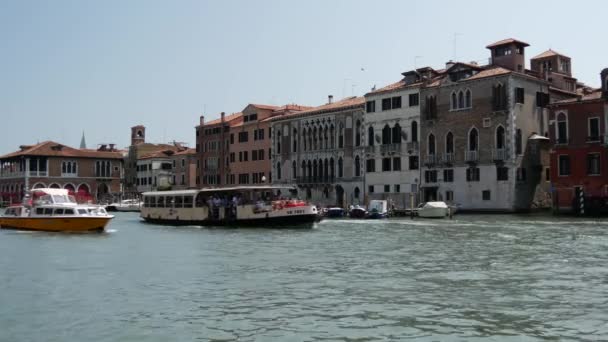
[106,199,142,212]
[140,186,319,227]
[325,207,345,218]
[417,201,449,218]
[348,205,367,218]
[0,188,114,233]
[367,200,389,219]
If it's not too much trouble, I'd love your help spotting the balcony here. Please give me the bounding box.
[406,141,419,154]
[380,143,402,154]
[442,153,455,165]
[364,146,376,154]
[492,148,508,161]
[465,150,479,163]
[424,154,438,166]
[296,176,335,184]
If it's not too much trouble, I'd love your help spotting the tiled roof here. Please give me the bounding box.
[0,141,123,159]
[486,38,530,48]
[203,112,243,126]
[174,148,196,156]
[365,80,423,96]
[465,67,512,81]
[249,104,281,110]
[551,89,604,105]
[271,97,365,122]
[531,49,569,60]
[139,146,189,160]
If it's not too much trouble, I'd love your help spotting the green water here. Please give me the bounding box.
[1,212,607,341]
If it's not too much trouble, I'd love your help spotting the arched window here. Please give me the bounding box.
[428,134,436,155]
[465,89,471,108]
[308,128,313,151]
[516,129,523,155]
[324,159,329,180]
[556,112,568,143]
[354,187,360,199]
[392,123,401,144]
[318,159,323,181]
[338,123,344,148]
[355,120,361,146]
[330,124,335,148]
[307,160,312,181]
[496,126,505,149]
[292,161,297,179]
[451,92,457,110]
[338,157,343,178]
[324,126,329,149]
[446,132,454,154]
[303,129,307,151]
[312,127,317,150]
[313,160,318,180]
[277,131,282,154]
[411,121,418,142]
[458,91,465,109]
[469,128,478,151]
[368,126,374,146]
[293,129,298,152]
[355,155,361,177]
[330,158,335,178]
[382,124,391,145]
[301,160,306,178]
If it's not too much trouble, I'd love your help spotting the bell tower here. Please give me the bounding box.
[601,68,608,100]
[131,125,145,146]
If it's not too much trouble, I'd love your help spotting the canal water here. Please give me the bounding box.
[1,213,608,341]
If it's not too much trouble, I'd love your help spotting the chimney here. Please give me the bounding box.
[200,115,205,126]
[109,143,116,151]
[445,60,455,70]
[221,112,225,122]
[328,95,334,104]
[601,68,608,100]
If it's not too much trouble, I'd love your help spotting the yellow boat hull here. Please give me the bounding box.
[0,217,112,233]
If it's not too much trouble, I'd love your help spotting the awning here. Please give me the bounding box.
[528,134,550,141]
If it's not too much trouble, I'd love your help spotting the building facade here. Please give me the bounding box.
[196,112,239,187]
[419,38,578,211]
[271,96,365,208]
[0,141,123,204]
[549,69,608,213]
[363,69,425,208]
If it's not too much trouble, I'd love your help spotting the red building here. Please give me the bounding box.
[549,68,608,213]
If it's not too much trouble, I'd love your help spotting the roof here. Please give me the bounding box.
[365,80,423,96]
[202,112,243,126]
[173,148,196,156]
[465,67,513,81]
[139,148,183,160]
[531,49,569,60]
[486,38,530,49]
[0,141,124,160]
[550,89,604,105]
[270,97,364,123]
[249,104,281,110]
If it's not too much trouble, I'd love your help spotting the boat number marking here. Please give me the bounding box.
[286,210,305,215]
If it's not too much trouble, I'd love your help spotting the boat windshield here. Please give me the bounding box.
[52,195,76,204]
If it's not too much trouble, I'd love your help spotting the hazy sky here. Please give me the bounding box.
[1,0,605,154]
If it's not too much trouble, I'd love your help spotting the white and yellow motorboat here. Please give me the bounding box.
[0,188,114,233]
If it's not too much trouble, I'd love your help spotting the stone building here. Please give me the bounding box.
[419,38,579,211]
[363,68,427,208]
[271,96,365,208]
[196,112,241,187]
[136,147,196,192]
[0,141,123,204]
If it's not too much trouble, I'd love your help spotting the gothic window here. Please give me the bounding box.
[469,128,478,151]
[392,123,401,144]
[368,126,374,146]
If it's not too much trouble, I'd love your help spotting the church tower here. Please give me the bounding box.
[131,125,146,146]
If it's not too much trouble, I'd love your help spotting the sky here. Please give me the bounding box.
[0,0,605,154]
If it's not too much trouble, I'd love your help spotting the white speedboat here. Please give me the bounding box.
[367,200,388,219]
[107,199,142,212]
[417,201,449,218]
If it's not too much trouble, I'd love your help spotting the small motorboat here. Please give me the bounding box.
[417,201,449,218]
[0,188,114,233]
[366,200,388,219]
[349,205,367,218]
[325,207,345,218]
[106,199,142,212]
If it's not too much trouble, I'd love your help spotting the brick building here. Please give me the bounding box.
[271,96,365,207]
[0,141,123,204]
[196,112,241,187]
[419,38,579,211]
[549,69,608,213]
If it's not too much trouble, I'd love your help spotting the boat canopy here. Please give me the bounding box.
[142,186,296,197]
[31,188,69,196]
[423,201,448,209]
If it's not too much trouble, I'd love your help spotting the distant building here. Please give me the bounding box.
[124,125,183,193]
[196,112,240,187]
[418,38,579,211]
[0,141,123,204]
[549,68,608,213]
[363,69,425,208]
[271,96,365,207]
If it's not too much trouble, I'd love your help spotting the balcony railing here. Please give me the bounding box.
[27,171,48,177]
[424,154,437,166]
[465,150,479,163]
[442,153,454,164]
[406,141,419,153]
[380,143,402,154]
[492,148,508,161]
[364,146,376,154]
